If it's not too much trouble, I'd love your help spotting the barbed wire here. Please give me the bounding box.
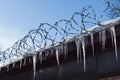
[0,1,113,67]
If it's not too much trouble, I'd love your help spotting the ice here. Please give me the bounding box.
[75,36,82,63]
[109,26,118,60]
[90,33,94,56]
[102,30,106,51]
[20,59,22,70]
[29,57,31,62]
[23,58,26,66]
[60,44,64,55]
[39,51,43,64]
[33,54,37,80]
[99,30,106,51]
[55,46,59,66]
[99,31,102,45]
[7,65,9,71]
[80,36,86,72]
[64,42,68,59]
[12,62,15,68]
[39,48,44,64]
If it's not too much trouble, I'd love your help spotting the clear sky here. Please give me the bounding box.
[0,0,107,50]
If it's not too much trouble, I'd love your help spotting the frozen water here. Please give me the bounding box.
[99,31,102,45]
[55,47,59,66]
[39,51,43,64]
[90,33,94,56]
[12,62,15,68]
[64,42,68,59]
[109,26,118,60]
[7,65,9,71]
[80,36,86,72]
[29,57,31,62]
[39,48,44,64]
[102,30,106,51]
[33,54,37,80]
[99,30,106,51]
[20,59,22,70]
[75,36,81,63]
[23,58,26,66]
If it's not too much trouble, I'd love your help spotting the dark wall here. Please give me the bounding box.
[0,25,120,80]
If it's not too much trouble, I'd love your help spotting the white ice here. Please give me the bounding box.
[20,59,22,70]
[90,33,94,56]
[99,30,106,51]
[55,47,59,66]
[75,36,82,63]
[33,54,37,80]
[64,42,68,59]
[80,36,86,72]
[12,62,15,68]
[23,58,26,66]
[109,26,118,60]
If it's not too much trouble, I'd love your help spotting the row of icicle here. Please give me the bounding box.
[0,26,118,80]
[32,26,118,79]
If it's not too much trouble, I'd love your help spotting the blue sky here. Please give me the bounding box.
[0,0,107,50]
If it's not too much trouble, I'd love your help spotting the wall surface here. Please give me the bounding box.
[0,25,120,80]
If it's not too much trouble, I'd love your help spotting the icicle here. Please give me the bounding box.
[75,36,82,63]
[20,59,22,70]
[33,54,37,80]
[23,58,26,66]
[99,31,102,45]
[90,33,94,56]
[0,67,1,71]
[12,62,15,68]
[55,46,59,66]
[64,41,68,59]
[29,57,31,62]
[39,51,42,64]
[102,30,106,51]
[80,36,86,72]
[60,44,63,55]
[6,65,9,71]
[99,30,106,51]
[109,26,118,60]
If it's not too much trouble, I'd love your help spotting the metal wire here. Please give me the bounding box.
[0,2,112,66]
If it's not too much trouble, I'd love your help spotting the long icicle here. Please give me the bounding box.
[20,59,22,70]
[75,36,81,63]
[7,65,9,72]
[12,62,15,68]
[110,26,118,60]
[33,54,37,80]
[39,51,42,64]
[90,33,94,56]
[102,30,106,51]
[80,36,86,72]
[23,58,26,66]
[99,31,102,45]
[55,46,59,66]
[64,41,68,59]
